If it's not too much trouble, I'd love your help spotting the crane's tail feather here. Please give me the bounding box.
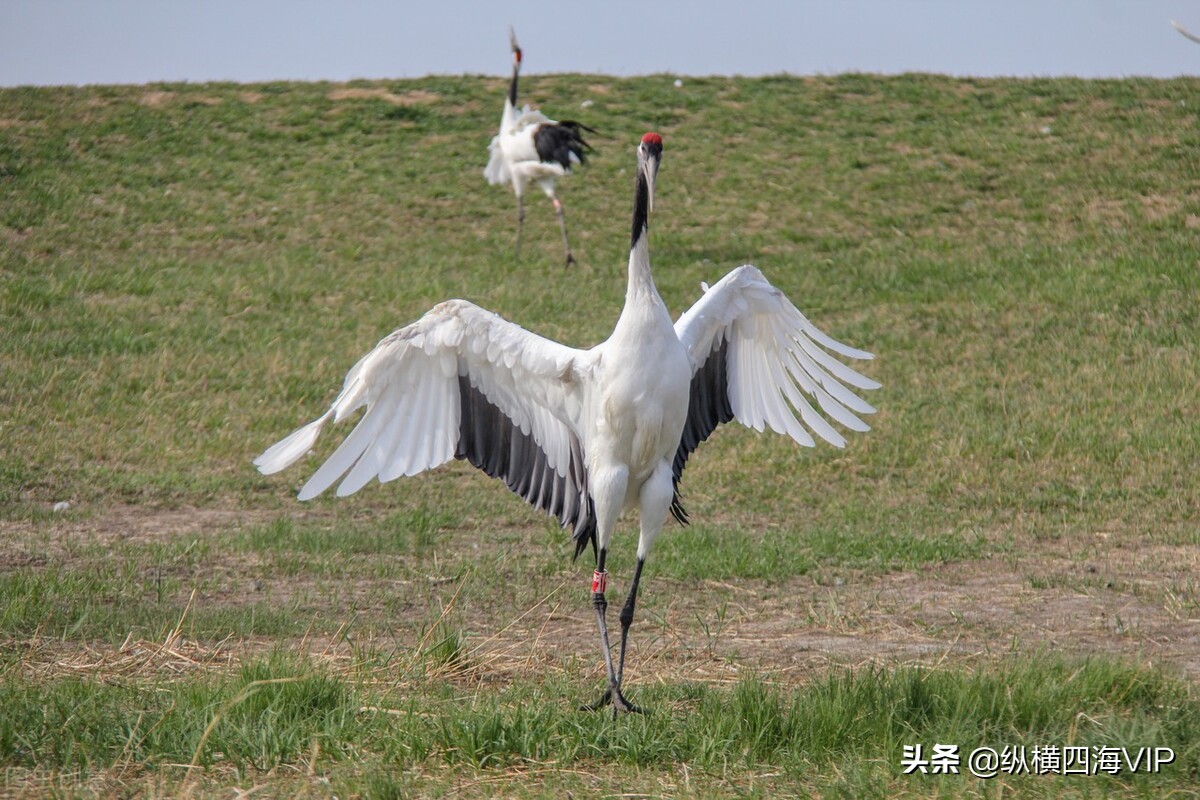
[562,121,600,136]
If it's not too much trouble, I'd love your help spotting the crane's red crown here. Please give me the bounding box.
[642,132,663,147]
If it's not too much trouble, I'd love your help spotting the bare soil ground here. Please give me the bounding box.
[5,506,1198,693]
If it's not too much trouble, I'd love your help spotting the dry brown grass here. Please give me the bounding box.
[5,506,1198,692]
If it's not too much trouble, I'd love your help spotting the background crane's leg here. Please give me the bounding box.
[515,195,525,261]
[552,196,576,267]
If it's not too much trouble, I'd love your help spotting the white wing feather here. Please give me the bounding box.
[674,265,879,449]
[484,133,511,185]
[254,299,588,500]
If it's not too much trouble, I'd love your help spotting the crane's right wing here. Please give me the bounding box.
[255,299,598,554]
[670,265,880,522]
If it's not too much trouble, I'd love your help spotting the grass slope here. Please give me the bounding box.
[2,74,1198,796]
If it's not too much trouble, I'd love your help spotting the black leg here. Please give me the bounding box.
[580,550,643,715]
[515,196,525,260]
[553,196,575,267]
[615,557,645,689]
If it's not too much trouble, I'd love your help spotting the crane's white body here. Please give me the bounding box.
[485,98,573,201]
[583,234,690,558]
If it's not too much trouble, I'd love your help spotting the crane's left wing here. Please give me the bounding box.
[670,265,880,523]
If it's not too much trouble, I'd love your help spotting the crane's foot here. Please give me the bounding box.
[565,251,577,268]
[579,686,643,715]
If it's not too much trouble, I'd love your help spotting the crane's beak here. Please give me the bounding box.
[509,26,522,62]
[638,142,661,213]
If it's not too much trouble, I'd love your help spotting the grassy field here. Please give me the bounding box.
[1,73,1198,796]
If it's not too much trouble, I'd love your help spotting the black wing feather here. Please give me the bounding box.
[533,121,596,170]
[670,337,735,525]
[454,375,597,560]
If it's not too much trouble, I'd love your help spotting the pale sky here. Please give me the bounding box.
[3,0,1200,87]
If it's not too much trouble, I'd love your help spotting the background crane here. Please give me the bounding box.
[483,27,594,266]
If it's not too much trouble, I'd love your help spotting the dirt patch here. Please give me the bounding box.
[139,91,174,108]
[9,627,239,684]
[327,87,440,106]
[1,506,273,550]
[4,506,1198,687]
[452,552,1200,691]
[1,227,32,246]
[1139,192,1181,222]
[730,562,1200,677]
[1085,198,1128,228]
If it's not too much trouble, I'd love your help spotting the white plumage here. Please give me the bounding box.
[256,133,879,714]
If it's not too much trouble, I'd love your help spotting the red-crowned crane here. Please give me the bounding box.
[255,133,880,714]
[484,27,595,266]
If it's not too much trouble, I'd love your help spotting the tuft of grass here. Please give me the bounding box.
[0,651,365,775]
[0,562,304,642]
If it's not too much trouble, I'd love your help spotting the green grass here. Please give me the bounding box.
[652,517,990,580]
[0,652,1195,797]
[0,564,305,641]
[2,75,1196,538]
[2,74,1199,795]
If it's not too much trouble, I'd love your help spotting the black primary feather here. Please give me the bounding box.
[534,121,596,171]
[669,337,735,525]
[454,375,597,560]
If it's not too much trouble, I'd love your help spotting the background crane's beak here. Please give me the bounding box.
[509,26,521,57]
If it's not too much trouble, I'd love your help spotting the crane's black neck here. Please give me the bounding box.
[630,172,649,250]
[508,64,519,107]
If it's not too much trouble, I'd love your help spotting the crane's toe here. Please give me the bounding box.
[580,686,644,715]
[579,688,610,712]
[614,690,643,715]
